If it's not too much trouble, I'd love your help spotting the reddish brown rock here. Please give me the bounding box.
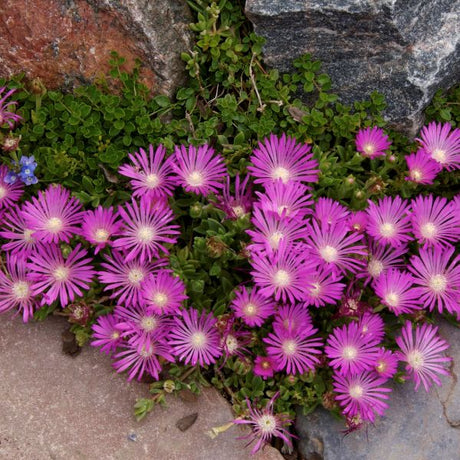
[0,0,193,93]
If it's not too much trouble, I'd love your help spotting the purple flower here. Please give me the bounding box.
[253,356,277,380]
[408,246,460,317]
[410,194,459,249]
[91,313,123,355]
[248,133,319,186]
[416,121,460,171]
[325,322,380,376]
[213,174,253,219]
[230,285,276,327]
[347,211,368,234]
[396,321,451,392]
[405,150,441,185]
[333,371,392,422]
[118,144,177,200]
[28,243,95,307]
[314,197,350,227]
[374,348,398,379]
[355,126,391,159]
[0,205,36,256]
[366,196,412,247]
[273,303,312,336]
[0,164,24,209]
[21,184,82,244]
[169,308,222,367]
[303,266,346,308]
[357,311,385,344]
[0,86,22,129]
[170,144,227,196]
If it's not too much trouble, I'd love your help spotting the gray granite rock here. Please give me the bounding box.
[295,320,460,460]
[245,0,460,135]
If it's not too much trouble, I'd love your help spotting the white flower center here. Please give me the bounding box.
[191,331,207,348]
[94,228,109,243]
[139,345,154,358]
[225,334,239,354]
[277,205,290,216]
[137,226,155,244]
[54,266,70,281]
[407,350,424,370]
[46,217,63,233]
[128,268,144,285]
[310,282,321,297]
[320,245,338,263]
[349,384,364,399]
[420,222,437,239]
[272,166,290,183]
[232,205,245,218]
[273,269,291,288]
[187,170,204,187]
[111,331,120,340]
[140,316,157,332]
[0,185,6,199]
[368,259,384,278]
[282,339,297,356]
[243,302,257,316]
[376,360,387,373]
[257,414,277,434]
[145,173,160,188]
[385,292,399,307]
[379,222,396,238]
[268,231,284,250]
[12,281,30,300]
[432,149,446,164]
[429,274,447,293]
[152,292,168,307]
[23,229,35,243]
[342,346,358,360]
[410,169,423,181]
[363,143,375,156]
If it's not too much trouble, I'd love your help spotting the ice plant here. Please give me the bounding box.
[347,211,368,234]
[366,196,412,247]
[395,321,451,392]
[21,184,82,243]
[0,205,36,256]
[0,164,24,209]
[230,285,276,327]
[0,254,38,322]
[333,371,392,423]
[374,348,398,379]
[169,308,222,366]
[118,144,177,200]
[91,313,123,355]
[355,126,391,159]
[248,133,319,185]
[233,392,293,455]
[273,303,312,336]
[357,312,385,344]
[213,174,253,219]
[405,150,441,185]
[410,195,459,249]
[253,356,277,380]
[314,197,350,227]
[408,246,460,317]
[28,243,95,307]
[416,121,460,171]
[0,86,22,129]
[303,266,346,307]
[113,197,179,262]
[171,144,227,196]
[80,206,122,254]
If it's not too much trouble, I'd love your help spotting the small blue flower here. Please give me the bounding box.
[19,155,37,167]
[4,170,18,184]
[21,174,38,185]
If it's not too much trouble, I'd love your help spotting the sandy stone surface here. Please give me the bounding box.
[0,314,281,460]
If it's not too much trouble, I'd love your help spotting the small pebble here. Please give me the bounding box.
[127,433,137,442]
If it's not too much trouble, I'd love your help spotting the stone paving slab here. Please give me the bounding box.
[0,314,281,460]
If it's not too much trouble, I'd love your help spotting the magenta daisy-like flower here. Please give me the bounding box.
[374,348,398,379]
[230,285,276,327]
[169,308,222,367]
[366,196,412,247]
[248,133,319,186]
[98,251,167,307]
[410,194,459,249]
[21,184,82,243]
[373,269,422,315]
[0,254,38,322]
[355,126,391,159]
[91,313,123,355]
[305,220,367,276]
[347,211,368,234]
[250,240,314,303]
[0,205,36,256]
[253,356,278,380]
[28,243,95,307]
[333,371,392,423]
[416,121,460,171]
[303,266,346,308]
[246,206,306,254]
[141,269,187,315]
[314,197,350,227]
[233,392,293,455]
[395,321,451,392]
[0,86,22,129]
[408,246,460,316]
[0,165,24,209]
[357,312,385,344]
[80,206,122,254]
[213,174,253,219]
[170,144,227,196]
[404,150,442,185]
[255,180,313,221]
[112,338,174,381]
[273,303,312,336]
[113,197,179,262]
[118,144,177,200]
[325,322,380,376]
[264,323,323,375]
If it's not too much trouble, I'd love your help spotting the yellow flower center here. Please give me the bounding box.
[232,205,245,218]
[152,292,168,307]
[0,185,7,199]
[128,268,144,285]
[12,281,30,300]
[410,169,423,181]
[376,361,387,373]
[243,303,257,316]
[94,228,109,243]
[257,414,277,433]
[23,229,35,243]
[272,166,290,183]
[268,231,284,250]
[363,143,375,156]
[139,344,154,358]
[140,316,157,332]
